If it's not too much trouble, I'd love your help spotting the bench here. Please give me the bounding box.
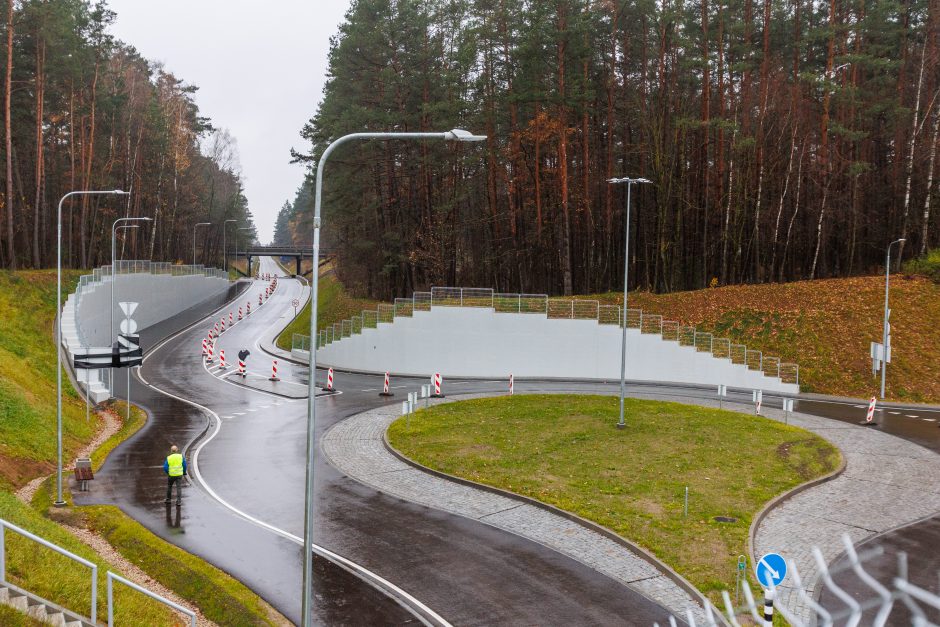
[73,458,93,491]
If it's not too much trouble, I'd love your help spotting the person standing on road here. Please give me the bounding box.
[163,445,187,504]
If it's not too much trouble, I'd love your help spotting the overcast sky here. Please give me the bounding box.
[107,0,353,243]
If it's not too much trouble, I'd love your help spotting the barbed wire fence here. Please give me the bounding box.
[657,533,940,626]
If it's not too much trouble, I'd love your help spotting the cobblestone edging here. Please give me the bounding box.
[321,395,711,623]
[748,407,940,623]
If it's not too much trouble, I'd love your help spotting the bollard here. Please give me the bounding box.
[717,384,727,410]
[220,317,226,334]
[206,342,214,364]
[431,372,444,398]
[269,360,279,381]
[259,294,263,306]
[201,338,208,356]
[238,359,246,377]
[246,301,251,315]
[380,372,394,397]
[238,306,243,320]
[752,389,762,415]
[509,374,514,396]
[422,384,430,409]
[861,396,878,426]
[219,350,227,370]
[229,312,233,326]
[763,587,774,626]
[783,398,794,425]
[326,368,334,392]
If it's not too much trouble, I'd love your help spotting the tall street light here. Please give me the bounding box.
[114,223,140,436]
[301,128,486,626]
[881,238,905,399]
[222,219,237,273]
[607,177,651,429]
[55,189,129,507]
[193,222,211,266]
[111,217,152,397]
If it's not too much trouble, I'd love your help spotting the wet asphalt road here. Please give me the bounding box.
[78,258,676,626]
[76,256,940,624]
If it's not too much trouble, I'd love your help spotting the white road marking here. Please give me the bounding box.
[906,414,920,418]
[233,412,246,416]
[889,411,901,415]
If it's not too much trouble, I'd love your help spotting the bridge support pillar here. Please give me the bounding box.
[296,256,301,277]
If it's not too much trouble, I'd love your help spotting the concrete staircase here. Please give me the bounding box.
[61,290,109,404]
[0,581,94,626]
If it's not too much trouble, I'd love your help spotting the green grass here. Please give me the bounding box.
[275,270,378,351]
[0,604,43,626]
[89,401,147,472]
[0,270,98,486]
[580,274,940,402]
[904,247,940,283]
[388,394,840,601]
[80,506,284,626]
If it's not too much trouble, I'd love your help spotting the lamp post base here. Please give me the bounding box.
[616,423,626,430]
[53,500,67,508]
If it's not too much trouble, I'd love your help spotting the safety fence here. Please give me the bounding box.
[292,286,799,385]
[656,533,940,626]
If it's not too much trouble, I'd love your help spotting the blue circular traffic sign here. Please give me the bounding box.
[756,552,787,588]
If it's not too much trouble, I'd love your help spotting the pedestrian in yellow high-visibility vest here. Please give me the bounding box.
[163,445,187,504]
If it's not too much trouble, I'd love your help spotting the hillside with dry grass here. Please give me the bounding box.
[583,274,940,402]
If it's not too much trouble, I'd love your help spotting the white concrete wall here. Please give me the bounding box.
[62,270,230,401]
[315,307,799,393]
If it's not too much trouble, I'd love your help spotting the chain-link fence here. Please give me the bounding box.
[302,286,800,386]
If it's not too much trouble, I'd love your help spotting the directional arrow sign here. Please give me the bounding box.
[119,301,139,318]
[755,552,787,588]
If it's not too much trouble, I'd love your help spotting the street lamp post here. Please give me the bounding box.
[193,222,211,266]
[110,217,152,397]
[222,219,237,273]
[114,223,140,433]
[55,189,129,507]
[881,238,905,399]
[607,177,651,429]
[301,129,485,627]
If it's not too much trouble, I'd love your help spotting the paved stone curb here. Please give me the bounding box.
[322,394,711,623]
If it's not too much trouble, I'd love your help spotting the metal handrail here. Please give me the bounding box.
[107,571,196,627]
[0,517,97,621]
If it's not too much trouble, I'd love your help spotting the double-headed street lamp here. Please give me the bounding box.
[55,189,129,507]
[607,176,651,429]
[222,219,238,272]
[881,238,905,399]
[301,128,486,627]
[110,217,152,397]
[193,222,212,266]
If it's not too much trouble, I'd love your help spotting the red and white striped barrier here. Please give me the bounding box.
[220,317,226,333]
[213,322,219,335]
[431,372,444,397]
[229,312,234,325]
[238,359,246,377]
[201,338,208,356]
[206,342,214,363]
[246,302,251,315]
[862,396,878,425]
[219,349,227,369]
[269,360,279,381]
[326,368,334,392]
[380,372,393,396]
[509,374,514,396]
[238,306,243,321]
[258,294,263,306]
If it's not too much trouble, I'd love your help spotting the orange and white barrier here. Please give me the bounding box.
[219,349,227,369]
[431,372,443,397]
[269,360,279,381]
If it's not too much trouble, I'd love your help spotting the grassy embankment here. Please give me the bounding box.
[275,267,379,351]
[579,273,940,402]
[0,270,283,625]
[388,394,840,603]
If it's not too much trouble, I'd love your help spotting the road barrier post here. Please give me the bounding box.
[229,312,233,326]
[783,398,794,425]
[238,360,246,377]
[201,339,207,357]
[269,360,279,381]
[326,368,334,392]
[206,342,214,364]
[717,384,727,410]
[219,350,227,370]
[380,372,393,397]
[220,317,226,334]
[246,301,251,315]
[861,396,878,426]
[431,373,444,398]
[752,389,762,414]
[763,587,774,626]
[509,374,514,396]
[238,306,243,320]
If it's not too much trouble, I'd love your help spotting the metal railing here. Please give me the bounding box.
[0,517,97,622]
[655,533,940,626]
[305,286,799,386]
[107,571,196,627]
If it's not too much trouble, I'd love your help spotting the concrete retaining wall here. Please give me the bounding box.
[62,268,230,401]
[313,307,798,393]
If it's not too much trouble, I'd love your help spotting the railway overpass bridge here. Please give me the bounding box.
[234,245,332,276]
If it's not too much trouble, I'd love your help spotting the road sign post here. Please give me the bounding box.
[292,298,300,317]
